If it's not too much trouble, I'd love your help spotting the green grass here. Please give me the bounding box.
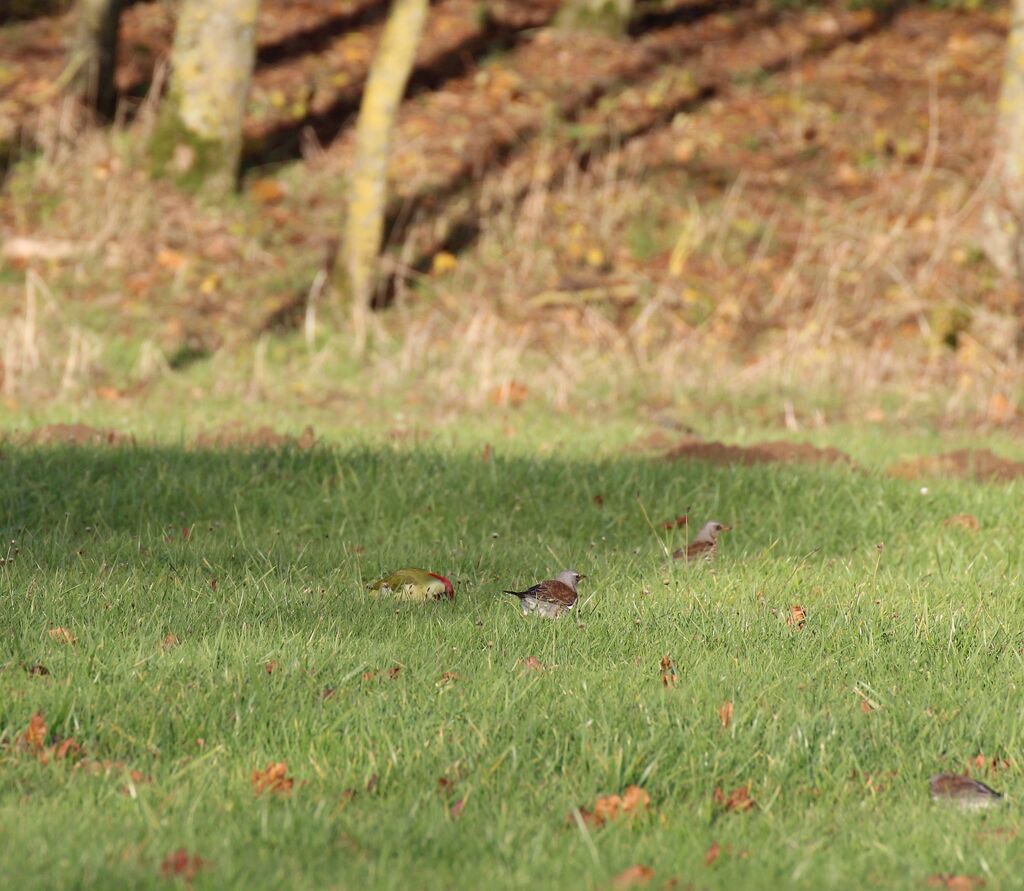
[2,441,1023,889]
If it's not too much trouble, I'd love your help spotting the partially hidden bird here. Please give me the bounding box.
[504,569,584,619]
[929,773,1003,810]
[673,520,728,562]
[367,568,455,602]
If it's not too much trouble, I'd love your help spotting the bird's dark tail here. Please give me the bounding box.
[503,589,526,599]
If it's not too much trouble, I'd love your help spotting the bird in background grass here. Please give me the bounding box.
[367,568,455,602]
[673,520,728,563]
[929,773,1003,810]
[504,569,584,619]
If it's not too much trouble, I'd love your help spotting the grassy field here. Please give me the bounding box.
[2,435,1022,890]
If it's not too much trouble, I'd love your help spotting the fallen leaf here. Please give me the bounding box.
[987,393,1016,424]
[705,841,721,866]
[265,661,278,674]
[787,605,807,630]
[53,738,82,761]
[482,443,492,462]
[489,381,528,408]
[26,663,49,676]
[713,785,756,813]
[926,876,985,891]
[860,699,874,714]
[592,494,605,507]
[386,665,402,679]
[431,251,458,275]
[660,655,678,687]
[612,865,654,888]
[160,849,208,882]
[19,712,47,752]
[520,656,547,672]
[438,671,459,685]
[249,178,287,205]
[450,798,465,819]
[943,514,980,530]
[252,762,294,796]
[161,633,180,650]
[155,248,188,271]
[321,686,336,700]
[365,773,379,794]
[48,627,77,645]
[574,785,651,827]
[719,701,733,729]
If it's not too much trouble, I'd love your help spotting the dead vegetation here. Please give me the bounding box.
[0,2,1021,433]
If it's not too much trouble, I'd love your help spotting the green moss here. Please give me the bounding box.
[148,101,231,193]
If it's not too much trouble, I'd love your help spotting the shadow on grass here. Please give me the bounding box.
[0,441,932,578]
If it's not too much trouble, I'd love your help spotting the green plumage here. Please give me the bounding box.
[367,568,453,602]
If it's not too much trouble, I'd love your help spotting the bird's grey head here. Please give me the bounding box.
[694,521,726,543]
[556,569,584,591]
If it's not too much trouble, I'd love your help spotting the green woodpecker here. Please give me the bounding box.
[367,568,455,602]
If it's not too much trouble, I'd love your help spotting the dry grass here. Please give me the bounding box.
[1,7,1022,433]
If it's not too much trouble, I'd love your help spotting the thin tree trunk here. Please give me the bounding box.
[556,0,634,36]
[149,0,261,194]
[69,0,123,119]
[339,0,428,342]
[996,0,1024,287]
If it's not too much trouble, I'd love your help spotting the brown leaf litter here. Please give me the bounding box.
[888,449,1024,482]
[572,785,651,828]
[192,423,316,451]
[252,761,294,796]
[14,424,133,447]
[664,438,856,468]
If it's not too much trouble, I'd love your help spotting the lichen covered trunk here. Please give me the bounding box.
[150,0,261,193]
[340,0,428,332]
[556,0,634,36]
[69,0,123,119]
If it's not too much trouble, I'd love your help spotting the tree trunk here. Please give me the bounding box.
[69,0,123,119]
[149,0,261,194]
[990,0,1024,288]
[339,0,428,338]
[556,0,634,36]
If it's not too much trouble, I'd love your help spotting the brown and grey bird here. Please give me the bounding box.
[504,569,584,619]
[929,773,1003,810]
[672,520,727,562]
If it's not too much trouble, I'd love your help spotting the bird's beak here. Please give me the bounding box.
[578,574,587,580]
[721,525,732,532]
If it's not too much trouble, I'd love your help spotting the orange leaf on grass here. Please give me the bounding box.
[489,381,528,408]
[252,762,294,796]
[574,785,651,828]
[160,849,208,882]
[943,514,980,531]
[48,627,77,645]
[719,701,733,729]
[787,605,807,630]
[713,785,756,813]
[612,865,654,887]
[520,656,547,672]
[19,712,47,752]
[705,841,721,866]
[265,660,278,675]
[450,798,465,819]
[660,655,678,687]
